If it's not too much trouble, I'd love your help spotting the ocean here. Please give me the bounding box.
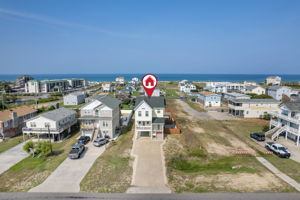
[1,74,300,82]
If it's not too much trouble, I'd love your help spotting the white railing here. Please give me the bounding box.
[271,126,286,140]
[135,126,152,130]
[269,111,300,125]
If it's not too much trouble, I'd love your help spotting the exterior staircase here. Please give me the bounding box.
[271,126,286,141]
[265,126,280,137]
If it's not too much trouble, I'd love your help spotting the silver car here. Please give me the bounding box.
[93,138,108,147]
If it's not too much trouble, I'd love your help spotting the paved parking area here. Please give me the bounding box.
[253,137,300,164]
[0,142,28,174]
[127,137,171,193]
[29,142,105,193]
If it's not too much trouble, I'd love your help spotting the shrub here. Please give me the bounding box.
[23,140,34,153]
[262,125,270,132]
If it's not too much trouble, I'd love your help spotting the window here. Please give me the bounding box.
[145,111,149,117]
[44,122,50,128]
[157,124,160,130]
[103,121,109,127]
[138,111,142,117]
[30,122,36,127]
[157,109,161,113]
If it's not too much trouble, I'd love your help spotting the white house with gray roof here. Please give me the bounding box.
[267,86,292,101]
[63,92,86,106]
[134,96,166,140]
[22,108,77,141]
[228,98,279,118]
[268,102,300,146]
[79,95,120,139]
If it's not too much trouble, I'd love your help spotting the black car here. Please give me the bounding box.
[78,136,90,145]
[68,143,85,159]
[250,132,265,141]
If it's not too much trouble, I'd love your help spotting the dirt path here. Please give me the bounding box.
[127,137,171,193]
[176,100,212,119]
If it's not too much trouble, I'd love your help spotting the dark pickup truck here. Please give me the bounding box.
[68,143,85,159]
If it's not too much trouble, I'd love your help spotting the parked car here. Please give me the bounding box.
[78,136,90,145]
[68,143,85,159]
[265,142,291,158]
[250,132,265,141]
[93,138,109,147]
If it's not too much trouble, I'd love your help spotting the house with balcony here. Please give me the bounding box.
[0,106,37,138]
[197,91,221,107]
[102,82,113,92]
[22,108,77,141]
[267,86,292,101]
[268,102,300,146]
[178,80,196,93]
[134,96,166,140]
[228,99,279,118]
[79,95,120,140]
[265,76,281,85]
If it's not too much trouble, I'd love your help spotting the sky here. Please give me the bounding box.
[0,0,300,74]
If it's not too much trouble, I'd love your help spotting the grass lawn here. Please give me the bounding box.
[164,89,180,98]
[223,119,300,184]
[121,104,133,110]
[80,122,134,192]
[183,99,207,112]
[164,100,295,193]
[132,91,140,96]
[0,131,80,192]
[61,103,85,109]
[0,136,24,153]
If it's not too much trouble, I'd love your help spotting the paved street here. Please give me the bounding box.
[29,143,105,193]
[1,193,300,200]
[0,142,28,174]
[127,137,171,193]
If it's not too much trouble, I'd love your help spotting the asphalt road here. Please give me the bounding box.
[1,193,300,200]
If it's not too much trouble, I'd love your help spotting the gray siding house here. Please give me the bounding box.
[79,95,121,139]
[63,92,86,106]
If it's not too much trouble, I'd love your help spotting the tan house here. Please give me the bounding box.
[244,85,266,95]
[0,106,37,138]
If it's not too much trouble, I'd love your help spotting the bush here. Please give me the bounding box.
[23,141,52,157]
[23,140,34,153]
[262,125,270,133]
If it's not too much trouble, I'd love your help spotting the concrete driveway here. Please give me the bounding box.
[0,142,28,174]
[127,137,171,193]
[29,142,105,193]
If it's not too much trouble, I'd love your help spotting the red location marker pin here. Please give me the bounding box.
[142,74,158,98]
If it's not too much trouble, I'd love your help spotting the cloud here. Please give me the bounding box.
[0,7,151,38]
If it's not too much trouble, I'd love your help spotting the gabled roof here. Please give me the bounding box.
[90,95,120,109]
[39,108,76,122]
[0,106,37,121]
[135,96,165,109]
[268,86,289,90]
[245,85,260,90]
[283,102,300,112]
